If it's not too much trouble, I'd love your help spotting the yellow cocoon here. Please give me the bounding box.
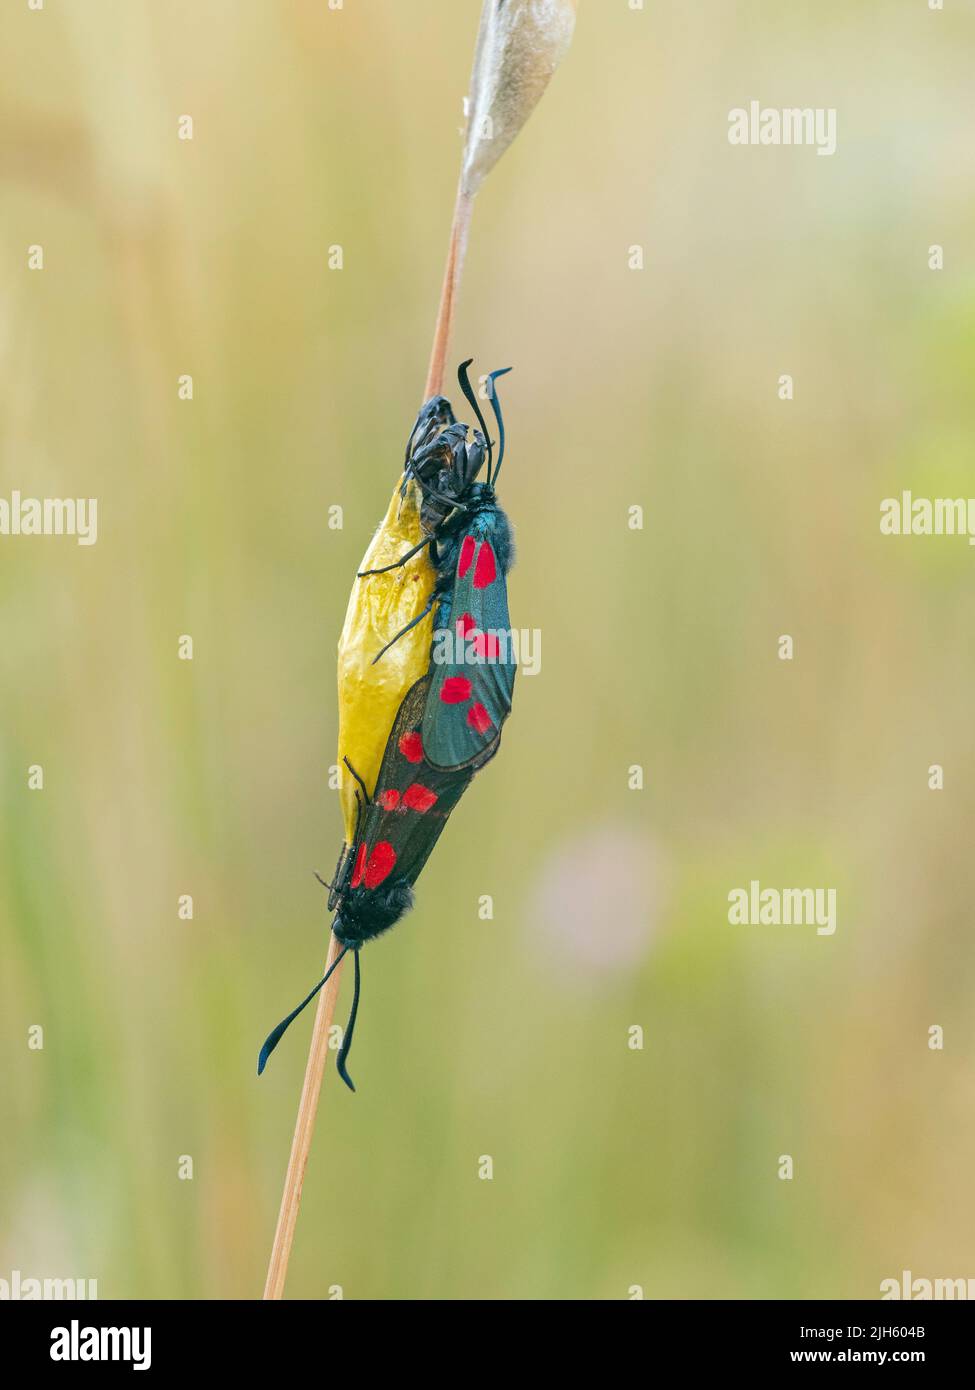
[335,479,436,843]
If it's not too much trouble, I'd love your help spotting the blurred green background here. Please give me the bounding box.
[2,0,975,1300]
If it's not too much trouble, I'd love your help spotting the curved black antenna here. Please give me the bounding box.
[457,359,495,483]
[486,368,512,485]
[336,948,361,1092]
[257,945,349,1075]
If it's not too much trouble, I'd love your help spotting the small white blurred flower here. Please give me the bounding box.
[527,822,666,981]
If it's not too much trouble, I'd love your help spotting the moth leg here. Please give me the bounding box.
[343,756,371,805]
[324,833,356,910]
[370,594,436,666]
[410,473,472,519]
[420,486,470,514]
[358,534,433,578]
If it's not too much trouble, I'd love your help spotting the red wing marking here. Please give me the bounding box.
[363,841,396,889]
[403,783,438,812]
[471,631,500,659]
[473,542,497,590]
[458,535,476,578]
[398,731,424,763]
[456,612,476,637]
[350,841,367,888]
[467,702,493,734]
[440,676,473,704]
[380,789,400,810]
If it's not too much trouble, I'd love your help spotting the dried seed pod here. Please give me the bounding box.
[461,0,578,197]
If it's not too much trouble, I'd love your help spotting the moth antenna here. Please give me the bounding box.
[486,368,512,485]
[457,359,495,484]
[257,945,349,1075]
[336,948,361,1093]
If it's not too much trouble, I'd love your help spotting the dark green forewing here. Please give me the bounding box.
[422,521,516,770]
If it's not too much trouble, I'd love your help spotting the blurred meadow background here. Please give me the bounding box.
[2,0,975,1300]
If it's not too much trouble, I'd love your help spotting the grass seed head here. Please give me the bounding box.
[462,0,578,197]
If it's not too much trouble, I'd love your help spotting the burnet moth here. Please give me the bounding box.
[258,362,516,1089]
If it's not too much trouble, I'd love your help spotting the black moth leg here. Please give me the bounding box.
[371,593,436,666]
[357,490,470,580]
[358,534,433,578]
[421,486,470,513]
[412,469,472,518]
[316,831,352,897]
[343,756,371,805]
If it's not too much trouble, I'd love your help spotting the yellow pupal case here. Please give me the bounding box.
[336,478,435,843]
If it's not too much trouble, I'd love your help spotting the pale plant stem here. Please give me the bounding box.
[262,931,346,1300]
[424,185,475,400]
[263,143,475,1308]
[264,0,576,1303]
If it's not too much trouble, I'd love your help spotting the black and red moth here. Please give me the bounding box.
[258,362,516,1089]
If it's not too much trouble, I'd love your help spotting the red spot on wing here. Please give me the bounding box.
[467,702,493,735]
[364,841,396,889]
[440,676,472,703]
[350,842,367,888]
[456,612,476,637]
[403,783,437,812]
[473,542,497,590]
[379,789,400,810]
[398,731,424,763]
[458,535,476,578]
[471,631,500,659]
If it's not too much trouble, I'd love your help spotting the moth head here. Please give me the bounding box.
[452,428,487,491]
[411,419,485,531]
[333,880,414,949]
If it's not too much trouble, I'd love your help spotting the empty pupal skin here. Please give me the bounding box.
[336,476,437,844]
